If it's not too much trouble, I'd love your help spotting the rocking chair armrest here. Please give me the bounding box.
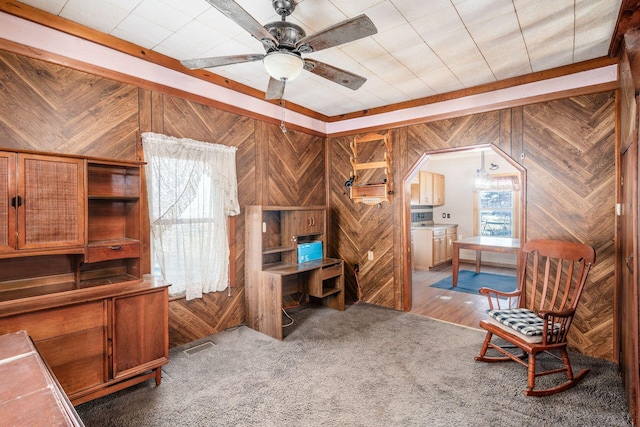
[478,287,521,310]
[538,307,575,320]
[478,287,521,298]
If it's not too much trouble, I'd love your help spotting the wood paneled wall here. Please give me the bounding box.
[0,49,324,348]
[328,93,616,359]
[0,48,616,358]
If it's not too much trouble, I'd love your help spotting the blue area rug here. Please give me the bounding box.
[430,270,517,296]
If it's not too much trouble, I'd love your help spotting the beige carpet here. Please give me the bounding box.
[76,303,631,426]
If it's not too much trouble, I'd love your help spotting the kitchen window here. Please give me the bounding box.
[473,174,519,238]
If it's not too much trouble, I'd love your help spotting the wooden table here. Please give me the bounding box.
[0,330,84,426]
[452,236,520,286]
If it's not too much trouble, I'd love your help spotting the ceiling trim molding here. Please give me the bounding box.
[327,81,618,138]
[0,5,620,138]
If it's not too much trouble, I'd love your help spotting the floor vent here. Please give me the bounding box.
[183,341,215,356]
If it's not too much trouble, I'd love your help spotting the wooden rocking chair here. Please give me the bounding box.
[474,239,595,396]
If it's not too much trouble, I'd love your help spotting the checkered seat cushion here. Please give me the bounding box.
[485,308,561,344]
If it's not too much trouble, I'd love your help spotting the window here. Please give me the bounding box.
[142,133,240,301]
[474,174,519,238]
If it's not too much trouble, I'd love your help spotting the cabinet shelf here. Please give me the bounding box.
[317,287,341,298]
[88,195,139,201]
[262,246,296,255]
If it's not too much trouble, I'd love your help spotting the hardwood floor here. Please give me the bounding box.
[409,261,517,329]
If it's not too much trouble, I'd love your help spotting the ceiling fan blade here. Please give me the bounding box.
[296,14,377,53]
[265,77,285,100]
[180,54,264,69]
[205,0,277,48]
[304,60,367,90]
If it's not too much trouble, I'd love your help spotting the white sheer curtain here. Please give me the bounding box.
[142,132,240,300]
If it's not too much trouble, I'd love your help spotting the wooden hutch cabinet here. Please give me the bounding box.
[0,150,168,406]
[0,152,85,253]
[245,205,344,340]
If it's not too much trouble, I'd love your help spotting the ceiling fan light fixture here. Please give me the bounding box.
[263,51,304,82]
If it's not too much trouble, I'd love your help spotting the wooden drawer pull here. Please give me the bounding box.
[108,246,122,251]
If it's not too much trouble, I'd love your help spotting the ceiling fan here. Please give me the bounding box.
[181,0,378,100]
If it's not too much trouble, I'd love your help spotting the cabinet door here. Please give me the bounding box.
[433,174,445,206]
[433,237,446,265]
[112,288,168,380]
[17,154,85,250]
[419,171,433,204]
[289,209,325,237]
[0,152,16,251]
[445,227,457,261]
[413,229,430,270]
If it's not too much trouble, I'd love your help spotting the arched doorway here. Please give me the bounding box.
[401,144,526,326]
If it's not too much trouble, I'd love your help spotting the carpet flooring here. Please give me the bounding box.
[76,303,631,427]
[430,270,517,296]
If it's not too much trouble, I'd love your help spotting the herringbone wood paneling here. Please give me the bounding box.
[0,49,617,358]
[406,112,502,168]
[329,135,397,307]
[523,93,616,359]
[265,127,325,207]
[328,93,615,359]
[0,51,139,160]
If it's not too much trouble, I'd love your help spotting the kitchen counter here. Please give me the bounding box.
[411,223,458,230]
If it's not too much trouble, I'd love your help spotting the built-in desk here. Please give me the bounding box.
[256,258,344,340]
[245,206,345,340]
[0,330,84,426]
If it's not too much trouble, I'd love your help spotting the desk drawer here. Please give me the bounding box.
[322,262,342,280]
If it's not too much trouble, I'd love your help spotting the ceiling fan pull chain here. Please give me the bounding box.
[280,86,287,133]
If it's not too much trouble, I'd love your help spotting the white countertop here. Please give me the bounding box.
[411,223,458,230]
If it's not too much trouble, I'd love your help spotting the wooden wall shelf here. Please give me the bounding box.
[349,133,392,205]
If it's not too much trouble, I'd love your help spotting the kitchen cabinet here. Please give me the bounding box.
[0,152,85,255]
[413,226,456,270]
[417,171,445,206]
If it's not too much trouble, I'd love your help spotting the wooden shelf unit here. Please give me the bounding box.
[83,161,142,281]
[0,149,168,405]
[245,205,344,340]
[349,133,392,205]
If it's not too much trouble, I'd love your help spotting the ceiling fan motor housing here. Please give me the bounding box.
[264,21,306,51]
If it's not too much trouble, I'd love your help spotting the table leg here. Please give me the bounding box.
[452,243,460,287]
[476,250,482,273]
